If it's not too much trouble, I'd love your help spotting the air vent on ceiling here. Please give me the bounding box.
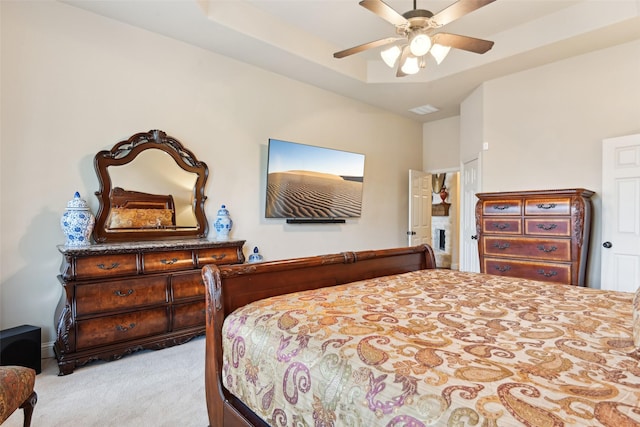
[409,104,439,115]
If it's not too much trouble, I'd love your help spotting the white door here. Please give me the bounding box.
[408,169,432,246]
[460,157,481,272]
[600,134,640,292]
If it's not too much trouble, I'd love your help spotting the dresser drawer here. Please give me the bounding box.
[483,237,571,262]
[75,276,168,316]
[76,307,169,350]
[196,246,242,266]
[171,271,204,300]
[525,218,571,236]
[74,253,138,280]
[482,218,522,234]
[524,198,571,215]
[143,250,194,273]
[483,258,571,285]
[482,199,522,216]
[172,301,205,330]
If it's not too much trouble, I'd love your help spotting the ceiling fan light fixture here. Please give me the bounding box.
[430,43,451,64]
[409,32,431,57]
[401,55,420,75]
[381,45,402,68]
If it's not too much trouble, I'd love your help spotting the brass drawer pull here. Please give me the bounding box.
[537,223,558,231]
[209,254,227,261]
[97,262,120,270]
[114,289,134,297]
[536,203,557,210]
[537,245,557,253]
[537,269,558,278]
[115,323,136,332]
[494,223,510,230]
[492,205,511,211]
[493,242,510,250]
[494,265,511,272]
[160,258,179,265]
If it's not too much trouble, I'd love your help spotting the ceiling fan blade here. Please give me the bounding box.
[432,33,494,54]
[359,0,408,27]
[431,0,496,28]
[334,37,401,59]
[396,46,411,77]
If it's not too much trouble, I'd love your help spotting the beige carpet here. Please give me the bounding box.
[4,336,208,427]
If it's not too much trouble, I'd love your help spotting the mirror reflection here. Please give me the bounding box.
[107,148,198,231]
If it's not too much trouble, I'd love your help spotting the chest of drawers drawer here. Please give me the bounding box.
[143,250,194,273]
[173,301,205,330]
[75,276,168,316]
[524,218,571,236]
[482,199,522,216]
[72,253,138,280]
[171,271,205,300]
[483,258,571,285]
[483,236,571,262]
[76,307,169,350]
[524,198,571,215]
[196,246,242,266]
[482,218,522,234]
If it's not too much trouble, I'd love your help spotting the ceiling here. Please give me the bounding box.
[64,0,640,123]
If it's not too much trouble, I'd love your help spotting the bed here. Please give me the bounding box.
[201,244,640,426]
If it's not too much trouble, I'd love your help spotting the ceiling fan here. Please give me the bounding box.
[334,0,496,77]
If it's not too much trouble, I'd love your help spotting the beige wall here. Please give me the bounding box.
[481,40,640,194]
[425,39,640,288]
[0,1,422,351]
[422,116,459,171]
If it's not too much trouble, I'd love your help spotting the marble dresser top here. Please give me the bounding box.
[57,238,245,255]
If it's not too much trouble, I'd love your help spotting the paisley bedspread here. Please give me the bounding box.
[221,269,640,426]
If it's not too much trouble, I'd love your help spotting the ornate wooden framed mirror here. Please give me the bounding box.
[93,129,209,242]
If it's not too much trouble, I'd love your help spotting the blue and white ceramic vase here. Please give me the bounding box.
[61,192,95,247]
[248,246,264,263]
[214,204,233,241]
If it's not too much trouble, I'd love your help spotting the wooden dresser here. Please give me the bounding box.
[475,189,593,286]
[54,238,245,375]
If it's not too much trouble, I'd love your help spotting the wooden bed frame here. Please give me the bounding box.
[201,244,437,427]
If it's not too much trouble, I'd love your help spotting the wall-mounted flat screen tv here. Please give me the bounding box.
[265,139,365,220]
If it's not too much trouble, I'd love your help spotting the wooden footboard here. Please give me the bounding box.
[201,244,436,427]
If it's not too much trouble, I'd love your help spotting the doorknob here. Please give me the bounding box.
[471,235,478,240]
[407,231,416,235]
[602,241,612,248]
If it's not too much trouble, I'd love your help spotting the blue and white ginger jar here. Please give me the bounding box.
[61,192,95,247]
[214,204,233,241]
[248,246,264,263]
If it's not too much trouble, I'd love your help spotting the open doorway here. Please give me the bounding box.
[429,170,460,269]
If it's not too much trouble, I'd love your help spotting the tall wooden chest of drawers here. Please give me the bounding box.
[54,239,245,375]
[475,189,593,286]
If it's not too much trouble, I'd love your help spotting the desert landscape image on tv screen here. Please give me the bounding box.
[266,139,365,219]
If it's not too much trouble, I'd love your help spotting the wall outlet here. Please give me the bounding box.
[482,142,489,150]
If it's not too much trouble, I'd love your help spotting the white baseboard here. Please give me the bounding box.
[42,341,55,359]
